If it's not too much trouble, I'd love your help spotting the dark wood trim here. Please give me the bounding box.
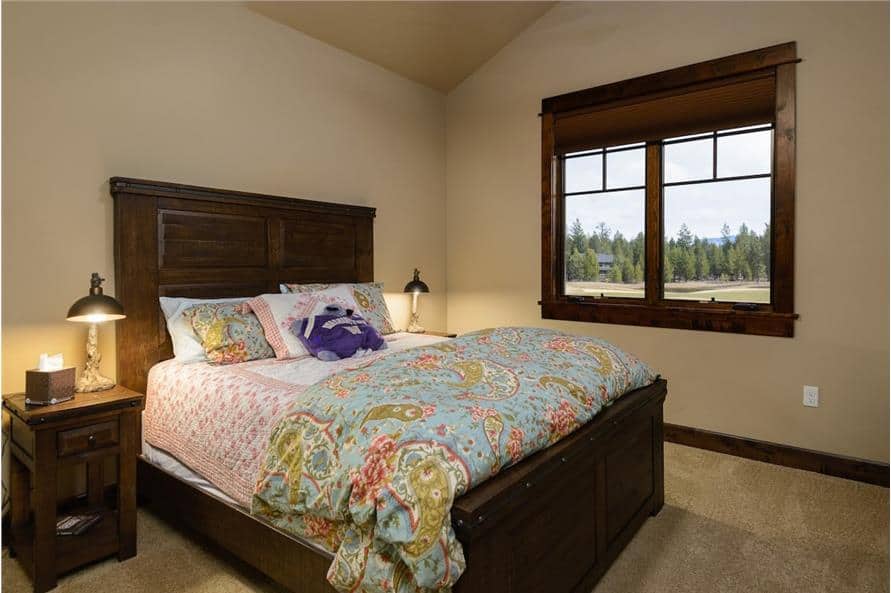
[644,142,661,305]
[664,423,889,487]
[541,300,797,338]
[540,112,558,305]
[552,72,777,154]
[542,42,797,114]
[109,177,376,219]
[771,63,796,314]
[541,44,798,337]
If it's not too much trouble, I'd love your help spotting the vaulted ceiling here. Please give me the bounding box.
[248,1,555,92]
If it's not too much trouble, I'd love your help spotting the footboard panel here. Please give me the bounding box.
[453,379,666,593]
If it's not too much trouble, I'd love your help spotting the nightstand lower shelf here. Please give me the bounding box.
[11,509,120,579]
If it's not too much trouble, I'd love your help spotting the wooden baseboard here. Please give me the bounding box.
[665,423,889,487]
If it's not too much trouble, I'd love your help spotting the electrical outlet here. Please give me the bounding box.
[803,385,819,407]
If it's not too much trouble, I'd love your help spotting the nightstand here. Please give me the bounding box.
[3,386,144,593]
[422,330,458,338]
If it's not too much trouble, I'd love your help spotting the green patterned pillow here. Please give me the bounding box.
[280,282,396,335]
[184,302,274,365]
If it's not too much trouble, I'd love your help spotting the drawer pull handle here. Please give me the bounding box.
[87,434,96,447]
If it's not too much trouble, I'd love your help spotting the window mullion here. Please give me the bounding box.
[554,153,565,299]
[645,142,662,305]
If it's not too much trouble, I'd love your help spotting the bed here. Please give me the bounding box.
[111,176,667,593]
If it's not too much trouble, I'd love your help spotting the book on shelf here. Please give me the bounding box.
[56,512,103,536]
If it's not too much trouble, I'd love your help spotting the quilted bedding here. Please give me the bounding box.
[249,327,657,593]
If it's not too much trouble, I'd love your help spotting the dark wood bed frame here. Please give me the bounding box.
[111,177,667,593]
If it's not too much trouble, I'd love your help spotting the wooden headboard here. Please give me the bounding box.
[111,177,375,393]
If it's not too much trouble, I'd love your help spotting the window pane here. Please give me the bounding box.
[664,138,713,183]
[564,153,602,193]
[662,178,771,303]
[564,190,645,299]
[606,147,645,189]
[717,130,772,177]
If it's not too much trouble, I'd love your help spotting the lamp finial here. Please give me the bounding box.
[90,272,105,295]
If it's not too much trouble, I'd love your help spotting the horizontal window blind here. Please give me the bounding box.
[553,73,776,154]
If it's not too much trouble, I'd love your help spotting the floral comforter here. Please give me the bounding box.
[252,327,657,593]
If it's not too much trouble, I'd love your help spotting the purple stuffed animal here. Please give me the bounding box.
[292,305,387,361]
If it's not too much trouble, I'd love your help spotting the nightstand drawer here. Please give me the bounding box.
[57,421,119,456]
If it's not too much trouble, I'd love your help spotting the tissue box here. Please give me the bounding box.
[25,367,75,405]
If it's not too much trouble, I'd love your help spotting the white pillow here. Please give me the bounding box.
[246,286,359,359]
[159,296,245,363]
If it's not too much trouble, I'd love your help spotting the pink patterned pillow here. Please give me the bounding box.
[246,286,359,359]
[280,282,396,335]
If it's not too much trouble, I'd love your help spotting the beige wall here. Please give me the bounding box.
[446,2,889,462]
[2,1,447,394]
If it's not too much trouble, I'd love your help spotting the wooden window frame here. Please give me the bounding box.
[541,43,800,337]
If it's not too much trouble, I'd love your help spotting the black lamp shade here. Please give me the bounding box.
[66,273,126,323]
[403,268,430,294]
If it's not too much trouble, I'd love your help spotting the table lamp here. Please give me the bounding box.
[66,273,126,392]
[403,268,429,333]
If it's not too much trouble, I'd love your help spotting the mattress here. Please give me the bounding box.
[142,441,237,505]
[142,332,446,508]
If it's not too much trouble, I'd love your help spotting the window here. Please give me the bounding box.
[564,144,645,299]
[662,126,772,303]
[541,43,799,337]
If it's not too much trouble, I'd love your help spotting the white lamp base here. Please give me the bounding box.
[407,292,425,333]
[76,323,115,393]
[406,313,425,334]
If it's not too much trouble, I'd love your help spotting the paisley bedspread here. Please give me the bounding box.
[252,327,657,593]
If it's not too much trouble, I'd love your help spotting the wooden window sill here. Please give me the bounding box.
[540,300,798,337]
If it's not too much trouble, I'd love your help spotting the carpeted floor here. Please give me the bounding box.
[3,443,888,593]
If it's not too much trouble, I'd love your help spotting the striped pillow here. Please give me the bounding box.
[247,286,359,359]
